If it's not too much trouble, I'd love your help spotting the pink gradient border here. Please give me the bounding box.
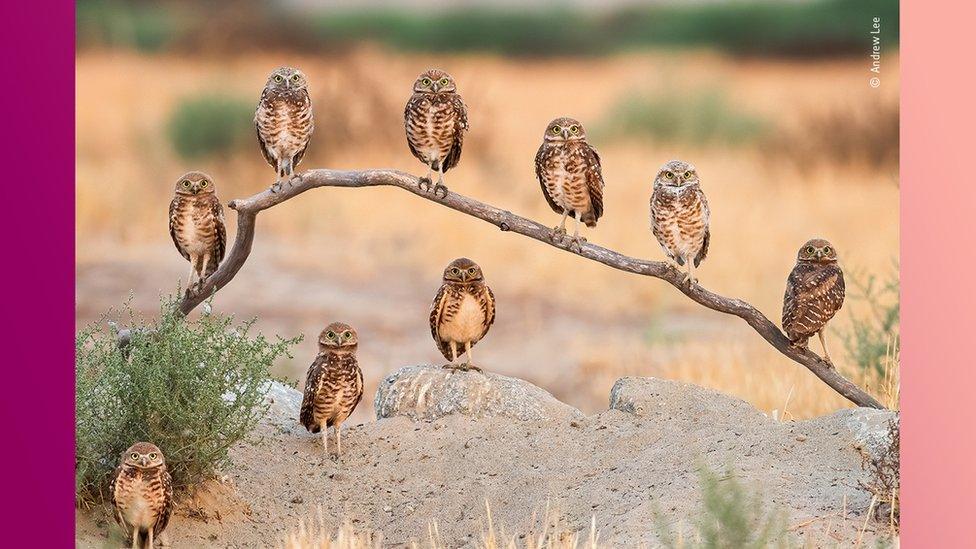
[900,0,976,545]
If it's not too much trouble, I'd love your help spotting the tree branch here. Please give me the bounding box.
[181,168,884,409]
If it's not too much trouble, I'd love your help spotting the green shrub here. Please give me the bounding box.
[839,269,899,380]
[77,0,176,52]
[166,94,254,160]
[656,465,793,548]
[596,89,768,146]
[75,295,301,504]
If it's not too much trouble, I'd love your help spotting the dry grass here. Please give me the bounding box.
[76,48,899,419]
[281,501,601,549]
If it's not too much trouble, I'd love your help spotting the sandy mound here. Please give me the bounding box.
[77,366,895,547]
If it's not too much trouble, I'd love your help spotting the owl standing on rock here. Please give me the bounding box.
[650,160,710,286]
[300,322,364,457]
[169,171,226,290]
[110,442,173,549]
[534,117,605,251]
[782,239,846,364]
[255,66,314,193]
[430,258,495,372]
[404,69,469,197]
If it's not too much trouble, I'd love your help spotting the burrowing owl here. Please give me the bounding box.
[649,160,710,286]
[111,442,173,549]
[169,171,226,290]
[429,258,495,372]
[300,322,364,457]
[255,66,314,192]
[404,69,468,197]
[782,239,846,363]
[534,117,605,251]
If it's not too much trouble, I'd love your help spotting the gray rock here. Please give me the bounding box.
[374,365,583,422]
[609,375,767,424]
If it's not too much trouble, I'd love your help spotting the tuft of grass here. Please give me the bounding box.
[859,417,900,532]
[75,294,301,504]
[656,465,793,548]
[166,94,255,160]
[596,89,768,146]
[839,269,900,381]
[282,501,601,549]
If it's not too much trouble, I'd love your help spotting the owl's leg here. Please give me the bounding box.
[271,161,286,193]
[568,212,587,252]
[817,330,834,365]
[684,259,697,286]
[418,165,434,192]
[147,527,154,549]
[198,255,210,288]
[320,424,329,456]
[462,341,484,373]
[550,210,570,242]
[130,526,139,549]
[334,424,342,457]
[443,341,466,371]
[432,163,449,198]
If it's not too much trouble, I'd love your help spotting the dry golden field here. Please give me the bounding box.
[76,48,899,419]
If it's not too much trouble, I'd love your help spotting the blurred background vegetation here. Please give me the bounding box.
[76,0,899,420]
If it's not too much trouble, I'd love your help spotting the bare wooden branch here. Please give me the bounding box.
[181,168,884,409]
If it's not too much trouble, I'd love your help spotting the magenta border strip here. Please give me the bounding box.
[0,2,76,545]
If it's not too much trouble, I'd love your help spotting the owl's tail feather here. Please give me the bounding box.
[582,212,598,228]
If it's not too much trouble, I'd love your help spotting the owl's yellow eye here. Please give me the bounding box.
[421,78,432,86]
[200,180,208,187]
[342,331,352,339]
[291,74,301,82]
[467,267,477,275]
[440,78,450,86]
[148,453,157,460]
[823,246,832,254]
[806,246,816,254]
[664,171,674,179]
[326,331,336,340]
[451,267,461,275]
[130,453,139,460]
[570,125,580,134]
[683,171,692,178]
[274,75,284,83]
[551,126,561,134]
[182,180,191,188]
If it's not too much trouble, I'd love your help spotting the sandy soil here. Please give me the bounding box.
[76,372,895,548]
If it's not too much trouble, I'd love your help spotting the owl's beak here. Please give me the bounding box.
[431,83,440,92]
[562,128,571,139]
[139,455,149,467]
[815,250,824,259]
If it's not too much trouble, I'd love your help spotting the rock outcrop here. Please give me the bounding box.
[373,364,584,422]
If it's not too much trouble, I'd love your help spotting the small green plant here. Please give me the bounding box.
[656,465,793,548]
[75,294,301,504]
[166,94,254,159]
[840,269,899,380]
[596,89,768,146]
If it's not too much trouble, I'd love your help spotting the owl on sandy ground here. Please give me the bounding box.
[255,66,314,193]
[534,117,605,251]
[111,442,173,549]
[300,322,365,457]
[169,171,226,290]
[782,238,846,364]
[649,160,710,286]
[429,258,496,372]
[404,69,469,197]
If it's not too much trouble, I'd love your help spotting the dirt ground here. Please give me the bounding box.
[76,373,896,548]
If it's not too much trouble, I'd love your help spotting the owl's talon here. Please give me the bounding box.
[549,227,567,243]
[432,183,449,198]
[418,177,433,193]
[270,181,283,193]
[568,235,586,252]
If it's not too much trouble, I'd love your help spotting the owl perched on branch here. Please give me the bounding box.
[429,258,496,372]
[404,69,469,197]
[255,66,314,192]
[169,171,226,290]
[649,159,710,286]
[300,322,364,457]
[110,442,173,549]
[534,117,605,251]
[782,239,846,364]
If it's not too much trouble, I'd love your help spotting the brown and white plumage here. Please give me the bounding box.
[649,159,710,286]
[534,117,605,251]
[782,239,846,363]
[404,69,468,197]
[110,442,173,549]
[255,66,314,192]
[168,171,226,289]
[429,258,495,372]
[300,322,364,456]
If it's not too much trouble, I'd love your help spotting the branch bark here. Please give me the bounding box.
[181,168,884,409]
